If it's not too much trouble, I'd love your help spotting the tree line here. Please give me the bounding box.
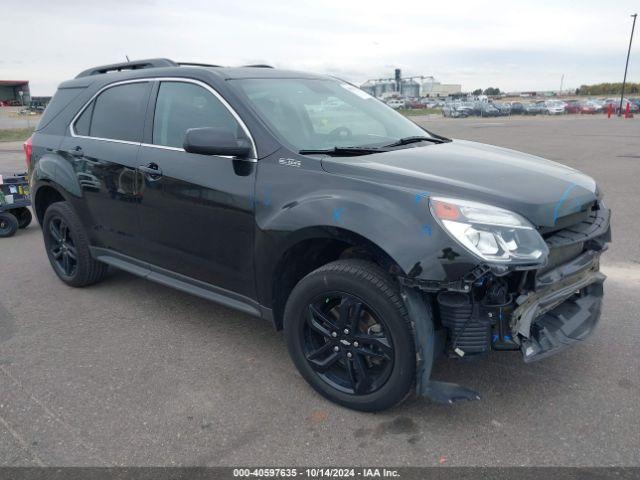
[472,87,502,96]
[576,83,640,95]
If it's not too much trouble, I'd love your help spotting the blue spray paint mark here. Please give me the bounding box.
[261,187,272,206]
[333,207,345,222]
[569,197,583,214]
[415,191,430,203]
[492,334,499,343]
[421,224,432,237]
[552,182,577,223]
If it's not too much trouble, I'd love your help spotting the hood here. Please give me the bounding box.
[321,139,598,228]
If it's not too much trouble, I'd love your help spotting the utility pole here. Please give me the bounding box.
[560,74,564,94]
[619,13,637,116]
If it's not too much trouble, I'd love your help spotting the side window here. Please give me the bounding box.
[153,82,240,149]
[83,82,150,142]
[74,101,94,136]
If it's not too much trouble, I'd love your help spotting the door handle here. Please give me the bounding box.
[138,163,163,178]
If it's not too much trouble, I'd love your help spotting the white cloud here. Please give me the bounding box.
[1,0,638,94]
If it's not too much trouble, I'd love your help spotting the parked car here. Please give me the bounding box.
[601,98,638,114]
[27,58,611,411]
[405,99,425,109]
[473,101,500,117]
[509,102,525,114]
[544,100,566,115]
[579,101,600,114]
[386,98,406,109]
[492,102,511,116]
[564,100,581,114]
[442,102,469,118]
[523,102,543,115]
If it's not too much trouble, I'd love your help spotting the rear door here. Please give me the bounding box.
[59,81,152,258]
[135,79,257,298]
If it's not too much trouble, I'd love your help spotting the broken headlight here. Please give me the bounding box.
[430,197,549,264]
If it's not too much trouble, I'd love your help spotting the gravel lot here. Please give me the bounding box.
[0,115,638,466]
[0,107,40,130]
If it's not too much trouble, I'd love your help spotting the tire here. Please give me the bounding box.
[284,259,415,411]
[42,201,108,287]
[0,212,19,238]
[13,207,32,229]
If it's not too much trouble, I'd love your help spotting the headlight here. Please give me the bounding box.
[429,197,549,264]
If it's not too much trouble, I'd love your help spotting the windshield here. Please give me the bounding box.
[233,78,429,151]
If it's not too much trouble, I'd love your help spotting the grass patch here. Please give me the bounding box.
[0,128,35,142]
[398,108,441,116]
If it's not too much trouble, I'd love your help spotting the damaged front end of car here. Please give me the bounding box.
[400,197,611,404]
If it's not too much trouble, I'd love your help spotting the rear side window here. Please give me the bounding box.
[152,81,239,149]
[74,101,93,136]
[76,82,150,142]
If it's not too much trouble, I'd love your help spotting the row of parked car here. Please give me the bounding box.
[442,97,640,118]
[0,100,24,107]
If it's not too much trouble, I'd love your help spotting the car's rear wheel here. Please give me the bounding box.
[0,212,19,238]
[43,201,108,287]
[284,259,415,411]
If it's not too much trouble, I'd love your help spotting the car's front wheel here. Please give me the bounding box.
[43,201,108,287]
[284,259,415,411]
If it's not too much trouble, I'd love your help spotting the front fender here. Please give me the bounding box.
[253,154,478,303]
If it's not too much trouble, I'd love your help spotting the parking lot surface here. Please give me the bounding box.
[0,115,638,466]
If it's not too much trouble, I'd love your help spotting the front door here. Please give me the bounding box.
[60,81,152,258]
[136,80,256,298]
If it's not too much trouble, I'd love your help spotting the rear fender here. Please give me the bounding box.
[32,150,82,199]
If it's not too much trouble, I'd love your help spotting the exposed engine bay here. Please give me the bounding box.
[402,200,611,403]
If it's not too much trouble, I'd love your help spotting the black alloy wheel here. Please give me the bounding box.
[42,201,108,287]
[284,259,415,411]
[303,292,394,395]
[47,215,78,278]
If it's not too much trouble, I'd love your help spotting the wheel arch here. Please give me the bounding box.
[267,226,405,330]
[33,181,68,225]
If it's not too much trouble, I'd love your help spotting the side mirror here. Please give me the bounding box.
[183,127,252,158]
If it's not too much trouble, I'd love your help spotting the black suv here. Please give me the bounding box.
[27,59,610,411]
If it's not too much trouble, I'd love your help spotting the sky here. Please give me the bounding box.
[1,0,638,96]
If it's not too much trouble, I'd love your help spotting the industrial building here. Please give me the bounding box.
[0,80,30,104]
[419,79,462,97]
[361,69,461,98]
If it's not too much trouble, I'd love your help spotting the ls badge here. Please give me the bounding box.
[278,158,301,168]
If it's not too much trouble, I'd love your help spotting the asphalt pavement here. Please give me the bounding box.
[0,115,638,466]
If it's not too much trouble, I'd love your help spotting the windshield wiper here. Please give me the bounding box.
[382,136,447,148]
[299,146,384,156]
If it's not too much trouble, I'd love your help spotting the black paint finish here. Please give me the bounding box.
[29,65,603,321]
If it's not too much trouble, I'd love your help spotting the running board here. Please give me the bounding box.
[90,247,271,321]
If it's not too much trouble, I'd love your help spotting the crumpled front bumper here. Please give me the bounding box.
[512,249,606,362]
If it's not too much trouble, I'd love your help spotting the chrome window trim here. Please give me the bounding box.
[68,77,258,161]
